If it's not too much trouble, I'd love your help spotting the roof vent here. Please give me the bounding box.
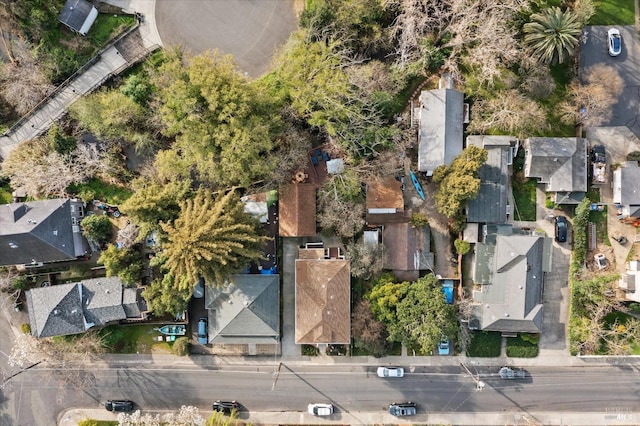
[505,313,510,317]
[53,309,60,315]
[228,300,233,304]
[9,243,18,249]
[243,301,249,307]
[105,289,110,294]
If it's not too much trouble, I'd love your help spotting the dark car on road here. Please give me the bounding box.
[212,400,239,415]
[555,216,568,243]
[104,400,134,412]
[389,402,417,416]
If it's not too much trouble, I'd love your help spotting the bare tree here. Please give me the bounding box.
[118,406,214,426]
[7,332,105,391]
[467,89,547,137]
[559,64,623,128]
[0,266,21,310]
[345,239,385,279]
[1,138,106,198]
[0,38,53,115]
[116,224,140,249]
[386,0,529,86]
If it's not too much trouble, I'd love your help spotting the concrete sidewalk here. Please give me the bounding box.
[57,407,639,426]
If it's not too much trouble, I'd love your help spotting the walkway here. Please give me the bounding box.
[0,0,162,160]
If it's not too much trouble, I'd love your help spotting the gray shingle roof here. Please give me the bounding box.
[204,274,280,345]
[417,89,464,174]
[59,0,95,32]
[471,230,547,333]
[523,137,587,193]
[466,138,511,223]
[26,277,139,338]
[0,199,78,266]
[618,162,640,206]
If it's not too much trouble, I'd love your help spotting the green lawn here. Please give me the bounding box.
[512,179,538,221]
[589,0,635,25]
[100,324,173,354]
[466,331,502,357]
[589,206,609,245]
[506,336,539,358]
[68,178,133,205]
[89,14,136,46]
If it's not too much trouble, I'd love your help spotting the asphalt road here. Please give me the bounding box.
[154,0,298,78]
[4,363,640,425]
[580,26,640,136]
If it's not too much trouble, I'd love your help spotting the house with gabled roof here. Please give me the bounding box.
[466,135,515,224]
[523,137,588,204]
[613,161,640,218]
[414,88,464,176]
[295,246,350,345]
[59,0,99,36]
[470,225,552,334]
[383,222,434,281]
[366,176,407,225]
[0,198,88,267]
[26,277,145,338]
[279,184,317,237]
[203,274,280,348]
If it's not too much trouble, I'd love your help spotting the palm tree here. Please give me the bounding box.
[524,7,582,65]
[160,189,266,292]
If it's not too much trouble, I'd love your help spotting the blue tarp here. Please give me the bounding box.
[442,280,454,304]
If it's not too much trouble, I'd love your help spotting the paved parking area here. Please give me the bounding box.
[580,26,640,136]
[155,0,298,78]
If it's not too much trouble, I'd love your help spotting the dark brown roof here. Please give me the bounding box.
[279,184,317,237]
[383,222,434,272]
[295,256,350,344]
[366,177,406,224]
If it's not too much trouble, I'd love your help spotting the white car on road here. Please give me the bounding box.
[377,366,404,378]
[308,403,333,416]
[608,28,621,56]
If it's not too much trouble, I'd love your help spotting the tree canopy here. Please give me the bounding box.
[434,145,488,218]
[150,49,281,188]
[159,189,266,292]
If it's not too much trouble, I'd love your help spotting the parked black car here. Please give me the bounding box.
[212,400,239,415]
[104,400,134,412]
[554,216,568,243]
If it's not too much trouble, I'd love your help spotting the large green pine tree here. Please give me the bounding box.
[160,189,266,292]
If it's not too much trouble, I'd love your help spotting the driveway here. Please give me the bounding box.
[580,26,640,136]
[155,0,299,78]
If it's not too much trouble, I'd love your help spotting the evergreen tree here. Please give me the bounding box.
[524,7,582,65]
[160,189,266,291]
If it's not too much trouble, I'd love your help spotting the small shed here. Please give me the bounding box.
[59,0,99,36]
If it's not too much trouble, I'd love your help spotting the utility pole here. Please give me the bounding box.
[460,362,485,391]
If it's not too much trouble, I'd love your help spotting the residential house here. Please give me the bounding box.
[523,137,588,204]
[470,225,552,334]
[613,162,640,218]
[203,274,280,352]
[0,198,88,267]
[279,184,317,237]
[26,277,145,338]
[466,135,515,224]
[59,0,99,36]
[366,176,406,225]
[383,222,434,281]
[414,88,464,176]
[295,246,350,345]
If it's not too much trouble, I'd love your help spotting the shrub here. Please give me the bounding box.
[545,198,555,209]
[519,333,540,344]
[629,303,640,313]
[454,238,471,255]
[12,276,31,291]
[172,337,190,356]
[81,214,113,244]
[410,212,429,228]
[466,331,501,357]
[20,323,31,334]
[302,345,319,356]
[627,151,640,162]
[506,336,539,358]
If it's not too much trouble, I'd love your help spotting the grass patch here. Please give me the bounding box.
[79,420,118,426]
[589,206,609,245]
[506,336,539,358]
[512,179,537,221]
[350,345,371,356]
[0,180,13,204]
[466,331,502,357]
[537,62,575,137]
[99,324,166,354]
[68,178,133,205]
[89,14,136,46]
[589,0,635,25]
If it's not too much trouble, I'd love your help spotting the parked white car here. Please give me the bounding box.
[377,366,404,378]
[308,403,333,416]
[594,253,607,270]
